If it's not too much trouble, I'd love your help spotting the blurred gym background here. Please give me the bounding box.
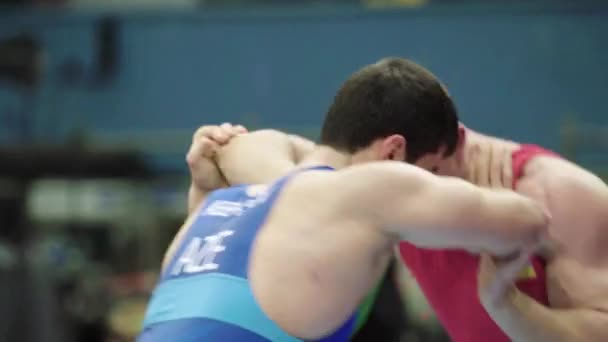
[0,0,606,341]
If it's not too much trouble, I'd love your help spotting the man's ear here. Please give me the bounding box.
[379,135,406,161]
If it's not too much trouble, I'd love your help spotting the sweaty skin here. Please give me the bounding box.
[175,129,547,339]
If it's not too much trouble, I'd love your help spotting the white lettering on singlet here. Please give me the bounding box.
[204,200,243,217]
[201,190,268,218]
[171,230,235,276]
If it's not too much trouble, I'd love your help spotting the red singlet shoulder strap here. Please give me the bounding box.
[511,144,560,188]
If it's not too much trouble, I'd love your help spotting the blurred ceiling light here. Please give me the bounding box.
[364,0,427,8]
[68,0,199,9]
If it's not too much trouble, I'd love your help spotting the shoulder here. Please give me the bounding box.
[283,162,430,215]
[521,156,608,265]
[523,156,607,202]
[291,162,431,196]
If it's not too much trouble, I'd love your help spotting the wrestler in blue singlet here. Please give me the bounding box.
[138,166,366,342]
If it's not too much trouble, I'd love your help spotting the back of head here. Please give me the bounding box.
[320,58,459,163]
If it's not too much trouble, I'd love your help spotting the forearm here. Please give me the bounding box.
[487,290,608,341]
[396,179,545,255]
[359,164,543,254]
[449,186,547,255]
[187,150,228,214]
[474,187,546,244]
[187,180,227,214]
[216,129,306,185]
[187,184,203,214]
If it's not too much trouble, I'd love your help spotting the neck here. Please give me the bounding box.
[464,128,519,149]
[298,145,354,171]
[461,128,521,181]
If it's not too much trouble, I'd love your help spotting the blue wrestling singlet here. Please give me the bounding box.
[138,166,359,342]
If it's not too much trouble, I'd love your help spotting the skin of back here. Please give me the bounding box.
[248,161,547,339]
[182,126,608,340]
[248,170,393,339]
[170,129,551,340]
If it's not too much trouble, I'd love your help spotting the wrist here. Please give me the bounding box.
[190,160,227,191]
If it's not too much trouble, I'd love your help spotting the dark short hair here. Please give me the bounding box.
[320,58,459,163]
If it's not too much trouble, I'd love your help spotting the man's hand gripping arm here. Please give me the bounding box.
[186,123,247,213]
[186,124,314,212]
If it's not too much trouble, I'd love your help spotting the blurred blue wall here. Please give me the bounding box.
[1,4,607,152]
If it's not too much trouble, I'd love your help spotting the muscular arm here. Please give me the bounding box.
[187,128,314,212]
[487,289,608,342]
[529,158,608,266]
[186,142,228,214]
[488,157,608,341]
[216,129,314,185]
[327,161,547,255]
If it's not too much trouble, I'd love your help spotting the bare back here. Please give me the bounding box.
[249,170,393,340]
[250,157,554,339]
[155,154,549,341]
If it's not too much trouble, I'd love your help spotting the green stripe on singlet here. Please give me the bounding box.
[351,276,384,336]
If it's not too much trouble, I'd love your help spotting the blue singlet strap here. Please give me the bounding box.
[143,273,302,342]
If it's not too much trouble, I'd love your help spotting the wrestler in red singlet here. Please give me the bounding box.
[399,144,558,342]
